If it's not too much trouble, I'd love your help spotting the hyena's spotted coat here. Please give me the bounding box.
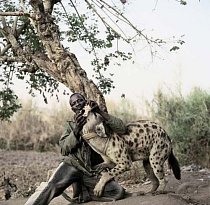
[82,111,181,197]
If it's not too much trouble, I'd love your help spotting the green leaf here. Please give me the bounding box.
[170,46,180,52]
[0,88,22,121]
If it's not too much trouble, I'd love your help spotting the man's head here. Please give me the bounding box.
[69,93,86,113]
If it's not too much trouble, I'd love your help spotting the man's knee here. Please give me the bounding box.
[104,180,125,200]
[115,184,125,200]
[52,166,82,191]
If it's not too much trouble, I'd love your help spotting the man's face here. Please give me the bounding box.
[69,94,86,113]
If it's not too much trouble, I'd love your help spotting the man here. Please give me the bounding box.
[24,93,127,205]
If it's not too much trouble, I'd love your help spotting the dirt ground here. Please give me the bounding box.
[0,150,210,205]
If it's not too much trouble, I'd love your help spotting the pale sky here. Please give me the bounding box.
[13,0,210,109]
[105,0,210,105]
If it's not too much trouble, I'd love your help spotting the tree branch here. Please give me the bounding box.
[0,44,12,55]
[0,56,25,63]
[12,16,18,34]
[1,0,108,111]
[29,0,45,13]
[93,0,160,47]
[0,20,40,73]
[0,11,41,20]
[0,17,30,55]
[93,0,129,40]
[0,16,7,28]
[0,11,29,17]
[84,0,130,43]
[43,0,61,14]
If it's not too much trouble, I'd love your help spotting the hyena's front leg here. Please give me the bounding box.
[94,138,131,197]
[94,161,131,197]
[94,171,113,197]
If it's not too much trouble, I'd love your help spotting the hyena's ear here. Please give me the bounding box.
[95,123,107,138]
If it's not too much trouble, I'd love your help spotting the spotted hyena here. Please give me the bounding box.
[82,109,181,197]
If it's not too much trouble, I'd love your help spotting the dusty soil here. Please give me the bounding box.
[0,150,210,205]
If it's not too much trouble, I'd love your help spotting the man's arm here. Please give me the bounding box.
[59,111,87,155]
[87,100,127,135]
[59,121,81,155]
[102,113,127,135]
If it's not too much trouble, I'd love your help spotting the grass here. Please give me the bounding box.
[0,98,140,152]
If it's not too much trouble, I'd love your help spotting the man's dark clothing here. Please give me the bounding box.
[24,113,127,205]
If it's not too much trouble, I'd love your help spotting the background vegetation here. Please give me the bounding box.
[147,86,210,168]
[1,87,210,168]
[0,100,73,152]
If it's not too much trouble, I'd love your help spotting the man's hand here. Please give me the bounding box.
[74,110,86,138]
[87,100,101,113]
[87,100,110,121]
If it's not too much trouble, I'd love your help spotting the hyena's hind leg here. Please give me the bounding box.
[143,159,159,192]
[149,145,170,192]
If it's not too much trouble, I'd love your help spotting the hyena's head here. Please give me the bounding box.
[82,108,107,138]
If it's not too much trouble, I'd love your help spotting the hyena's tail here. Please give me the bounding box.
[168,150,181,180]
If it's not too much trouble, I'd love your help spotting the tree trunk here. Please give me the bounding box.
[0,0,107,111]
[31,0,107,110]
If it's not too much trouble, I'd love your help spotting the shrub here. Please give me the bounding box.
[0,98,142,152]
[107,98,140,123]
[0,100,72,152]
[147,87,210,167]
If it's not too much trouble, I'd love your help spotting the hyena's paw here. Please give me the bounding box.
[93,172,113,197]
[94,181,104,197]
